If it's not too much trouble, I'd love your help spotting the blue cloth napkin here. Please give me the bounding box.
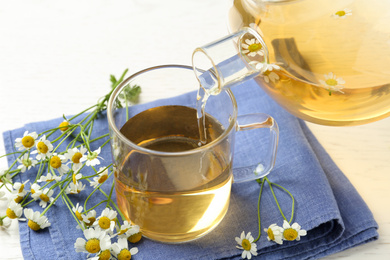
[3,79,378,260]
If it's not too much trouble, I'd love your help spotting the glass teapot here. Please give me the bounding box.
[226,0,390,126]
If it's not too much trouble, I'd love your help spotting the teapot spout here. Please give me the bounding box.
[192,27,271,95]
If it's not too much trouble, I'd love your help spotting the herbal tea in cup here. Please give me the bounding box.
[107,65,278,243]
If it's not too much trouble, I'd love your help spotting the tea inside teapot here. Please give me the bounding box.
[228,0,390,126]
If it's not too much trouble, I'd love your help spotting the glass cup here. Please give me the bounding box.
[107,64,278,243]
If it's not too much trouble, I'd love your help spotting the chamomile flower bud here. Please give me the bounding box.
[58,120,70,132]
[14,131,38,151]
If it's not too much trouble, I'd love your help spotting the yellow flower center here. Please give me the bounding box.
[31,189,36,194]
[85,238,100,254]
[325,78,338,86]
[59,121,70,131]
[99,249,112,260]
[50,156,62,169]
[37,141,49,154]
[98,175,108,184]
[118,228,129,235]
[72,152,83,163]
[241,238,251,251]
[335,10,346,17]
[14,196,23,203]
[21,136,35,148]
[283,228,298,241]
[6,208,17,219]
[98,216,111,229]
[267,228,275,241]
[72,174,78,184]
[118,249,131,260]
[18,184,25,193]
[128,232,142,243]
[85,217,96,227]
[248,43,262,53]
[40,193,50,202]
[28,220,41,231]
[75,211,83,221]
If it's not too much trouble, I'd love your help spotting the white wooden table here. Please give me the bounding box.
[0,1,389,259]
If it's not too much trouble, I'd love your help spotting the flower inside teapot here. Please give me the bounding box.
[228,0,390,126]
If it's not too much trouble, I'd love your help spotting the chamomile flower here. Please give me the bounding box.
[0,217,12,229]
[74,227,111,255]
[64,146,88,171]
[0,168,11,183]
[31,187,54,208]
[332,9,352,19]
[117,221,141,242]
[32,135,53,160]
[30,183,42,195]
[72,203,84,221]
[235,231,258,259]
[282,220,307,241]
[111,238,138,260]
[58,120,71,132]
[242,38,264,57]
[250,61,280,83]
[24,208,51,231]
[6,201,24,220]
[88,237,113,260]
[49,153,69,175]
[14,131,38,151]
[17,154,38,173]
[319,72,345,95]
[90,167,109,188]
[264,223,284,245]
[37,172,62,183]
[94,208,117,234]
[0,191,6,200]
[82,210,97,227]
[81,147,102,167]
[66,181,86,194]
[11,180,29,203]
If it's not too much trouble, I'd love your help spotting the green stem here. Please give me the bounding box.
[270,182,295,224]
[254,178,265,242]
[265,177,288,222]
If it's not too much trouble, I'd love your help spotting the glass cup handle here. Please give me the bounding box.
[233,113,279,183]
